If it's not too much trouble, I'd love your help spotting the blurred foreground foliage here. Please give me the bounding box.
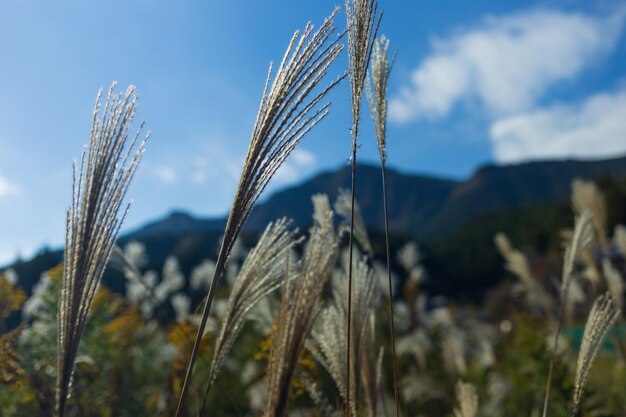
[2,179,626,415]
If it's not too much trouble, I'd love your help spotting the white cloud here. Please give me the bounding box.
[274,149,318,184]
[390,8,625,122]
[154,166,178,184]
[290,149,316,168]
[191,171,207,184]
[187,144,242,187]
[490,88,626,163]
[0,175,19,197]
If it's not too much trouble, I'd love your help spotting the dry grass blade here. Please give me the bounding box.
[542,211,593,417]
[360,320,382,417]
[366,33,401,417]
[494,233,534,287]
[573,292,619,415]
[312,253,377,416]
[494,232,551,315]
[200,218,300,407]
[572,179,608,251]
[561,211,593,291]
[310,299,347,406]
[264,195,338,417]
[57,83,148,417]
[366,35,395,164]
[174,10,344,415]
[344,1,381,415]
[602,259,624,312]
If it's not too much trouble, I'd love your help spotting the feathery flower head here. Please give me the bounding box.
[572,179,607,247]
[573,292,619,413]
[57,83,148,416]
[345,0,382,137]
[175,11,345,415]
[366,35,395,163]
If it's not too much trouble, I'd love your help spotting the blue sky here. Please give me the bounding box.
[1,0,625,264]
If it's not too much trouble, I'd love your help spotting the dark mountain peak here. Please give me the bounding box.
[6,154,626,301]
[243,162,458,235]
[124,155,626,244]
[125,209,224,241]
[420,154,626,240]
[165,209,195,222]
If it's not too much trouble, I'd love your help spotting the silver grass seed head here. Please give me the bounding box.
[179,16,345,411]
[366,35,395,164]
[494,232,534,287]
[264,197,338,417]
[562,210,593,292]
[345,0,382,145]
[613,224,626,256]
[57,83,148,416]
[208,218,300,389]
[454,380,479,417]
[572,179,607,247]
[573,292,619,413]
[602,259,624,312]
[221,10,344,277]
[311,302,348,399]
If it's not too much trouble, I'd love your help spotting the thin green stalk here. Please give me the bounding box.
[344,1,381,414]
[542,212,592,417]
[542,283,566,417]
[346,124,358,417]
[367,33,398,417]
[175,243,228,417]
[381,163,400,417]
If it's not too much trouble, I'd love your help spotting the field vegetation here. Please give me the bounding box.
[1,1,625,416]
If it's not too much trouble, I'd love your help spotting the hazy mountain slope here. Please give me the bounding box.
[420,157,626,240]
[243,164,458,235]
[127,155,626,242]
[6,155,626,300]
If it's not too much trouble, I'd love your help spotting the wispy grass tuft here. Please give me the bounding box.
[57,83,148,417]
[344,0,381,414]
[312,252,377,416]
[174,10,344,415]
[366,35,395,165]
[200,218,301,411]
[573,292,619,415]
[366,34,400,417]
[542,211,593,417]
[572,179,608,251]
[494,232,552,315]
[264,195,338,417]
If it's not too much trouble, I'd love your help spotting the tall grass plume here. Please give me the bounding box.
[366,34,400,417]
[57,84,148,416]
[344,0,381,414]
[174,10,345,416]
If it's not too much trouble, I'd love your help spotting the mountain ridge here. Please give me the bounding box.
[125,154,626,242]
[5,154,626,301]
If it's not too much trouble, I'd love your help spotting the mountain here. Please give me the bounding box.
[5,154,626,301]
[123,164,458,241]
[420,157,626,240]
[126,155,626,242]
[128,210,225,240]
